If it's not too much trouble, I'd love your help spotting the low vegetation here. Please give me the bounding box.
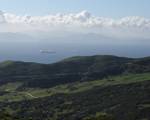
[0,55,150,120]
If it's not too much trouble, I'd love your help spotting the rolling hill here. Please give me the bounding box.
[0,55,150,120]
[0,55,150,88]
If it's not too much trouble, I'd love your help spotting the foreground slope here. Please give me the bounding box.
[0,55,150,120]
[0,73,150,120]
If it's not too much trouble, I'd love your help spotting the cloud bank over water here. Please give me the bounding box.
[0,10,150,39]
[0,11,150,63]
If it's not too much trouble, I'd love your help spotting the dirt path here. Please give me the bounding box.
[24,92,38,98]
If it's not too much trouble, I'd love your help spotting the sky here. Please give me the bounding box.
[0,0,149,18]
[0,0,150,39]
[0,0,150,63]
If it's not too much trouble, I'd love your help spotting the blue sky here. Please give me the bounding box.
[0,0,149,18]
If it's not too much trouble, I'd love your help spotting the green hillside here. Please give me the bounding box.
[0,55,150,89]
[0,73,150,120]
[0,55,150,120]
[0,73,150,102]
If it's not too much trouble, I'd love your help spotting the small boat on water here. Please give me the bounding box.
[40,50,56,54]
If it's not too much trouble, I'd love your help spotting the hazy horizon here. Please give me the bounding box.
[0,0,150,63]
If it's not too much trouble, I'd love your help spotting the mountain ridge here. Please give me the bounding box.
[0,55,150,88]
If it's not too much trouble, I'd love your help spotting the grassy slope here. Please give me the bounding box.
[1,73,150,120]
[0,73,150,102]
[0,55,150,120]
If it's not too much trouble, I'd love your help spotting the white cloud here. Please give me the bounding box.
[0,10,150,39]
[0,11,6,23]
